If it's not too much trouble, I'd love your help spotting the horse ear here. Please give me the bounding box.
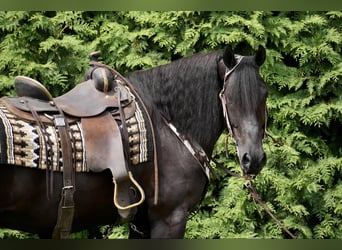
[255,45,266,66]
[223,46,236,69]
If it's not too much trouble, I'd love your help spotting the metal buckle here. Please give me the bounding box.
[54,116,66,127]
[62,185,74,190]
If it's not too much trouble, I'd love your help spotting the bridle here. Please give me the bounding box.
[216,55,295,239]
[219,55,268,143]
[219,55,244,140]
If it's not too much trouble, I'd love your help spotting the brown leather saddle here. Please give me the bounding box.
[10,75,135,118]
[3,55,145,238]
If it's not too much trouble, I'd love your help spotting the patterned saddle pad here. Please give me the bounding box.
[0,99,153,172]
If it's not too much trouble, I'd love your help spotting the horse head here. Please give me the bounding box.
[219,45,268,176]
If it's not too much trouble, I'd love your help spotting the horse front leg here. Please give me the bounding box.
[148,206,188,239]
[128,205,188,239]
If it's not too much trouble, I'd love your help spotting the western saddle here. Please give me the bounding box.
[4,52,147,239]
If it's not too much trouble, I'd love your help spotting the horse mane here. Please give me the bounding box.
[227,56,267,115]
[127,50,225,154]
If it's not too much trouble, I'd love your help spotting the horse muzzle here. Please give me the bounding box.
[239,149,267,176]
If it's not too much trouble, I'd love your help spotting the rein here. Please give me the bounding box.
[214,155,296,239]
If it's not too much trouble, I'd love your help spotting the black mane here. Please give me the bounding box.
[127,51,225,154]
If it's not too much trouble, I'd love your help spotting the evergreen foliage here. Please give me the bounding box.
[0,11,341,239]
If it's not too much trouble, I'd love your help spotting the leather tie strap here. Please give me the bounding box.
[89,60,159,205]
[52,111,75,239]
[23,97,54,200]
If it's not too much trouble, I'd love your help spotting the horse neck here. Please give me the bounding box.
[127,51,225,155]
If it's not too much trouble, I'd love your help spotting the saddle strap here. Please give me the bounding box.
[21,97,55,199]
[52,113,75,239]
[81,111,141,220]
[90,61,159,205]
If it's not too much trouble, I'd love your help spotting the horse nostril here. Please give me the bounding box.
[242,153,251,167]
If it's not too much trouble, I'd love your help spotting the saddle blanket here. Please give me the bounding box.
[0,99,152,172]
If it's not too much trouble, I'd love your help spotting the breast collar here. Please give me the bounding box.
[165,121,210,182]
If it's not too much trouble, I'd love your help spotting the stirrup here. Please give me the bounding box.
[113,171,145,210]
[14,76,53,101]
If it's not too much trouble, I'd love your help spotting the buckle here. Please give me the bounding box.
[54,116,66,127]
[62,185,74,190]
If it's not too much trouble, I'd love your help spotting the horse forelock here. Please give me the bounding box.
[226,56,267,115]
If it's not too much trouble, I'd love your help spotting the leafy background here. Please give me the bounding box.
[0,11,341,239]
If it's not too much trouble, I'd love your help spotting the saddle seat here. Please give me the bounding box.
[12,70,134,118]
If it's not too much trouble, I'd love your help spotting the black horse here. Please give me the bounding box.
[0,45,268,239]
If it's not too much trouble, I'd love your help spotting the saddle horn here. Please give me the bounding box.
[84,51,116,93]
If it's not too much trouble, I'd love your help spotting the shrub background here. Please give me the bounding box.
[0,11,341,239]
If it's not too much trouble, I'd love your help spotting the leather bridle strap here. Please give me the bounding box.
[52,109,75,239]
[219,55,244,139]
[219,55,268,140]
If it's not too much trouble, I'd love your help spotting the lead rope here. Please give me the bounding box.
[213,139,296,239]
[244,182,296,239]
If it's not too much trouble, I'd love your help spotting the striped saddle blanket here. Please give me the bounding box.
[0,98,153,172]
